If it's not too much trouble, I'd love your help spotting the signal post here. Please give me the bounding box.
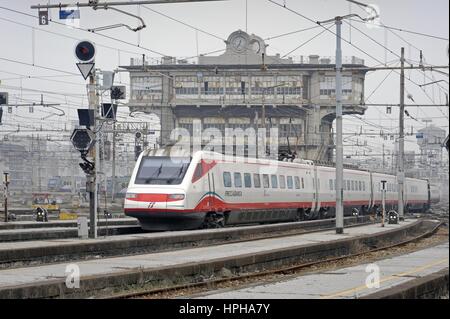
[73,40,98,239]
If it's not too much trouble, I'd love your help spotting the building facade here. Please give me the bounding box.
[122,30,368,161]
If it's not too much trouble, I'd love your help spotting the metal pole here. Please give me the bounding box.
[381,180,386,227]
[398,47,405,221]
[335,17,344,234]
[262,90,266,157]
[88,72,98,239]
[112,123,116,202]
[3,173,8,223]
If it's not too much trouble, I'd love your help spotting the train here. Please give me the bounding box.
[124,149,439,231]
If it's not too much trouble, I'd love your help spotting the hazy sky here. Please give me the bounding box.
[0,0,448,157]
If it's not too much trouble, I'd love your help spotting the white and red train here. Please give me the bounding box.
[124,149,438,231]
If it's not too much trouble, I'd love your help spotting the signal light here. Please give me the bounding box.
[71,129,95,154]
[75,40,96,63]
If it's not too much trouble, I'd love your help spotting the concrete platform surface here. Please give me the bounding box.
[0,218,138,230]
[198,242,449,299]
[0,217,367,252]
[0,221,416,289]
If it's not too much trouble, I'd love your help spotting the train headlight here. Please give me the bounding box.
[168,194,185,201]
[126,193,138,200]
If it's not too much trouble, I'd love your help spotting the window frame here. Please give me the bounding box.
[223,172,232,188]
[234,172,242,188]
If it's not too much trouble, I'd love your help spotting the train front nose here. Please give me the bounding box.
[124,191,205,231]
[124,192,169,211]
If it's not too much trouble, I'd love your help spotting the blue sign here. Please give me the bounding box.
[59,9,80,20]
[416,133,424,139]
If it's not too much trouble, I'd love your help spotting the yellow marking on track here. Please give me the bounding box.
[320,257,449,299]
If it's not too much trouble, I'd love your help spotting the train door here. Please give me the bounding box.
[313,165,319,213]
[207,172,216,211]
[369,173,374,211]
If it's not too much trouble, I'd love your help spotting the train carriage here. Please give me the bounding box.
[124,149,433,231]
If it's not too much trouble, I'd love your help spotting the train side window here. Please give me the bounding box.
[244,173,252,188]
[334,179,336,190]
[271,175,278,189]
[253,174,261,188]
[343,180,346,191]
[351,181,355,191]
[359,181,362,191]
[363,182,366,191]
[301,177,305,189]
[294,177,301,189]
[329,179,333,191]
[223,172,232,188]
[234,173,242,188]
[280,175,286,189]
[263,174,270,189]
[347,180,351,191]
[287,176,294,189]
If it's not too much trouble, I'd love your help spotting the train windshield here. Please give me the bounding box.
[135,157,191,185]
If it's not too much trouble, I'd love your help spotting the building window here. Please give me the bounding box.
[320,76,353,99]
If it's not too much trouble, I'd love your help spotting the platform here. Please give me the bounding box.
[198,242,449,299]
[0,219,423,298]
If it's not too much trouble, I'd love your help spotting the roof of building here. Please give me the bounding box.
[172,105,307,118]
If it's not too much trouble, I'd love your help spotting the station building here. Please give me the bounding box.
[121,30,368,162]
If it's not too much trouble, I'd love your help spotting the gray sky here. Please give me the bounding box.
[0,0,449,157]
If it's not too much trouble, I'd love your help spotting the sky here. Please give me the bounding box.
[0,0,449,158]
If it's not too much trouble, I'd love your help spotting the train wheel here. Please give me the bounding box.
[296,209,305,221]
[202,213,225,229]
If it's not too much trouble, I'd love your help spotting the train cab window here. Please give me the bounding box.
[294,177,301,189]
[135,156,191,185]
[234,173,242,188]
[301,177,305,189]
[271,175,278,189]
[263,175,270,189]
[280,175,286,189]
[253,174,261,188]
[223,172,232,188]
[287,176,294,189]
[244,173,252,188]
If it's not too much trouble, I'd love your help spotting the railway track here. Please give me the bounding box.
[108,219,446,299]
